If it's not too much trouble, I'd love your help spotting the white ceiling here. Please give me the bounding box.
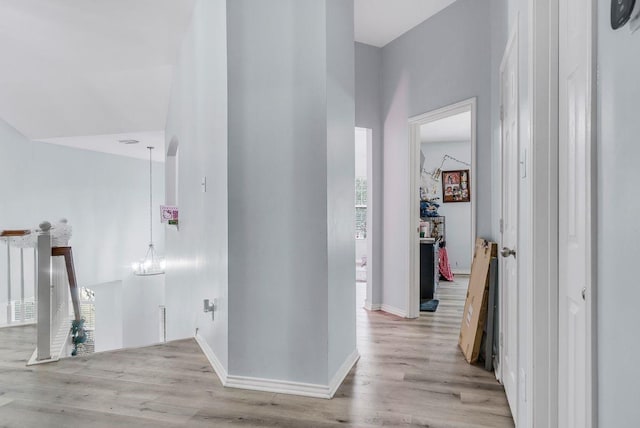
[354,0,458,47]
[420,111,471,143]
[0,0,195,158]
[0,0,459,161]
[39,131,166,163]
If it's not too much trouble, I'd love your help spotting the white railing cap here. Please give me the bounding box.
[1,219,71,248]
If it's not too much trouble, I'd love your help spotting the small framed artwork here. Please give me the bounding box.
[160,205,179,225]
[442,170,470,203]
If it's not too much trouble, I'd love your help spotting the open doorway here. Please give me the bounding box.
[407,98,476,318]
[355,127,373,309]
[421,112,473,275]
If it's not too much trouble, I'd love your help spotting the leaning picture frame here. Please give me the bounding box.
[442,169,470,203]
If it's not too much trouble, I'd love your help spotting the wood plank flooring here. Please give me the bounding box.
[0,278,513,427]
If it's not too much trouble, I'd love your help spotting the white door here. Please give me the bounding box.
[499,28,519,422]
[558,0,593,426]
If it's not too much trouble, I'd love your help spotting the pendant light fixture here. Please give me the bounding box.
[132,146,165,276]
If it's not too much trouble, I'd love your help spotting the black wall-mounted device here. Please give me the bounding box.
[612,0,636,29]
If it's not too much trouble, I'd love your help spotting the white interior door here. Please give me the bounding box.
[558,0,592,426]
[499,28,519,422]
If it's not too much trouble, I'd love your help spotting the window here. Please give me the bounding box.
[355,177,367,239]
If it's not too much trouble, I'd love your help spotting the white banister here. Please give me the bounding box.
[2,220,75,364]
[1,232,36,327]
[20,248,24,323]
[5,240,10,325]
[36,222,52,361]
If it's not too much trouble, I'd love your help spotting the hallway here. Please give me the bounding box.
[0,279,512,427]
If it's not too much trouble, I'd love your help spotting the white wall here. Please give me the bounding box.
[421,141,472,272]
[122,274,165,348]
[163,0,229,370]
[0,118,164,291]
[380,0,491,312]
[326,0,357,380]
[227,0,355,386]
[597,5,640,426]
[92,281,123,352]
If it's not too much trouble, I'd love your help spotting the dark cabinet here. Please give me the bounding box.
[420,241,439,301]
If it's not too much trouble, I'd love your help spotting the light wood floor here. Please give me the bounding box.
[0,278,513,427]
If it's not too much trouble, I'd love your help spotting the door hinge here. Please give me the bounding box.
[499,218,504,234]
[500,105,504,121]
[500,332,504,348]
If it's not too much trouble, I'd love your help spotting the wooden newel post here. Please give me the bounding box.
[36,221,52,361]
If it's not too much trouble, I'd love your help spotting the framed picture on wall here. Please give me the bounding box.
[442,170,470,203]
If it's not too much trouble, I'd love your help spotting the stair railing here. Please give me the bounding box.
[0,230,37,327]
[36,220,74,362]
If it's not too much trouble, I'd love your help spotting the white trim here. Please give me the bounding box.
[363,127,377,312]
[27,348,57,366]
[195,333,359,399]
[587,2,598,425]
[407,97,477,319]
[380,303,407,318]
[195,332,228,382]
[0,321,36,329]
[364,301,381,311]
[226,374,329,399]
[27,315,72,366]
[529,0,559,427]
[328,350,360,397]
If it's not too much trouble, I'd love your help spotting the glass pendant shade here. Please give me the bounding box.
[133,146,165,276]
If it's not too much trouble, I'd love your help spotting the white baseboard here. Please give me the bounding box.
[328,349,360,398]
[452,269,471,275]
[363,300,381,311]
[381,303,407,318]
[195,333,359,399]
[225,374,330,399]
[195,332,228,382]
[27,315,72,366]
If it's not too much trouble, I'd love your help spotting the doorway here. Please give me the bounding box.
[420,112,473,275]
[355,127,373,309]
[407,98,477,319]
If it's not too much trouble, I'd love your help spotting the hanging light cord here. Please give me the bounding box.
[148,146,154,248]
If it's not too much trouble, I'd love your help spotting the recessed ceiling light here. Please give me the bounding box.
[118,139,139,145]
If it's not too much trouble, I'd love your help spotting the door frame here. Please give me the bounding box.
[355,127,376,311]
[407,97,477,319]
[528,0,596,426]
[528,1,559,426]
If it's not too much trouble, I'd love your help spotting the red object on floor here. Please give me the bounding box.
[439,246,455,281]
